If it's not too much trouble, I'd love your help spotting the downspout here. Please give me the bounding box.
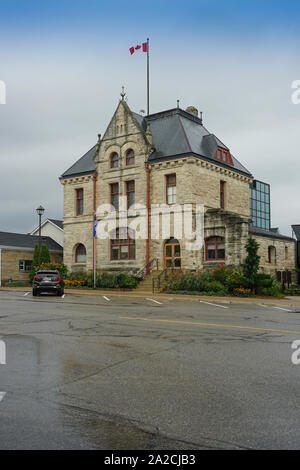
[92,173,97,274]
[0,249,2,287]
[146,164,150,274]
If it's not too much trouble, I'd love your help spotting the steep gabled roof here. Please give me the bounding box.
[60,145,97,179]
[60,105,253,179]
[48,219,63,230]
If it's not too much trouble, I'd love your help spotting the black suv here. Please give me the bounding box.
[32,270,64,296]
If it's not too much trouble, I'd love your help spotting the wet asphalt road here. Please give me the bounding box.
[1,290,300,449]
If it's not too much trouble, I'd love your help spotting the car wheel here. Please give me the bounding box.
[32,289,37,296]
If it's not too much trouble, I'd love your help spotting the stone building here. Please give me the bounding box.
[0,232,63,285]
[60,99,296,281]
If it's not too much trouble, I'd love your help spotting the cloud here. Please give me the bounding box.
[0,7,299,236]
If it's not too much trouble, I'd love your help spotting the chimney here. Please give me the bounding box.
[185,106,199,117]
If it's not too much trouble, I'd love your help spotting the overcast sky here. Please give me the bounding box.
[0,0,299,236]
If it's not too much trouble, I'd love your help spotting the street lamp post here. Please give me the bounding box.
[36,205,45,269]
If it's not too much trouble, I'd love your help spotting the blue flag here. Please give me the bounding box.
[93,213,97,238]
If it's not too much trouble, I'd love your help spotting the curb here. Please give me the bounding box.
[1,286,300,307]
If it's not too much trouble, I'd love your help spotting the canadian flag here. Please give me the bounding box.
[130,42,148,55]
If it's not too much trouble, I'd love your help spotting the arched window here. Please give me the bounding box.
[75,244,86,263]
[126,149,135,166]
[110,152,119,168]
[110,228,135,260]
[205,237,225,261]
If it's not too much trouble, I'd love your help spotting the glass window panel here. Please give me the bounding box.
[129,244,135,259]
[174,245,180,256]
[111,246,119,260]
[166,245,172,257]
[127,192,135,208]
[120,245,128,259]
[112,194,119,210]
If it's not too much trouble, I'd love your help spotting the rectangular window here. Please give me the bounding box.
[76,188,84,215]
[19,260,32,272]
[166,174,176,204]
[110,229,136,261]
[220,181,225,209]
[126,180,135,209]
[110,183,119,210]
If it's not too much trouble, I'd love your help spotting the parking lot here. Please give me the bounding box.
[1,289,300,449]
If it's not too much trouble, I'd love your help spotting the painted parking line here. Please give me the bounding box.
[259,304,292,312]
[119,316,300,335]
[103,296,111,301]
[61,294,65,299]
[146,298,163,305]
[199,300,229,309]
[24,292,30,297]
[0,392,6,402]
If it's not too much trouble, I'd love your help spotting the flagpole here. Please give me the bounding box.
[93,232,96,289]
[147,38,149,115]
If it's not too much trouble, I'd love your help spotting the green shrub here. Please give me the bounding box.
[29,245,39,283]
[5,280,29,287]
[204,280,227,295]
[284,286,300,295]
[261,280,283,297]
[212,265,230,284]
[68,271,88,282]
[79,272,140,289]
[40,244,51,264]
[39,262,68,279]
[255,273,273,294]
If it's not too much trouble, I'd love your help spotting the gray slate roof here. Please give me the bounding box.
[146,108,252,176]
[60,107,252,179]
[48,219,63,230]
[292,225,300,241]
[249,225,295,242]
[0,232,63,251]
[60,145,97,179]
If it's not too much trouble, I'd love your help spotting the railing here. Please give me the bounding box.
[152,267,174,293]
[152,268,184,293]
[136,258,159,279]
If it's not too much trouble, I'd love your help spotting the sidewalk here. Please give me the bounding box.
[1,286,300,308]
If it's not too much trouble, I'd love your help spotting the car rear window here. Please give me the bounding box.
[37,271,59,277]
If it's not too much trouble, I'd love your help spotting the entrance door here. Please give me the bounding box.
[164,238,181,268]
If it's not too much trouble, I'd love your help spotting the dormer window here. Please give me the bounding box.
[215,147,233,165]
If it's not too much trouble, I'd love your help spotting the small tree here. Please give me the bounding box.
[242,236,260,294]
[40,244,51,264]
[29,244,39,283]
